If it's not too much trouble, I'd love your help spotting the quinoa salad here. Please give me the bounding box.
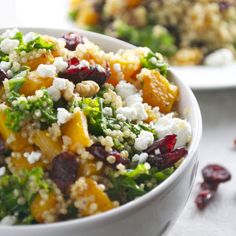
[0,29,191,225]
[69,0,236,66]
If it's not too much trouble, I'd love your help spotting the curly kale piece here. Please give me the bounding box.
[15,32,54,53]
[5,89,56,132]
[0,167,50,224]
[107,164,175,203]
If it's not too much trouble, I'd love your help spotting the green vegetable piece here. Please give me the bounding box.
[154,167,175,182]
[5,70,28,92]
[0,50,9,62]
[125,164,149,179]
[0,167,50,224]
[68,11,78,21]
[141,51,168,76]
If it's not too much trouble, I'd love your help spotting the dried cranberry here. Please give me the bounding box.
[195,189,215,210]
[59,59,110,86]
[0,69,8,83]
[145,134,177,154]
[49,152,78,193]
[200,181,218,191]
[147,147,187,170]
[62,32,85,51]
[86,143,130,168]
[218,1,232,11]
[202,164,231,183]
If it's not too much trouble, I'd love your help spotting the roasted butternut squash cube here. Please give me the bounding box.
[24,52,54,70]
[61,109,91,152]
[0,111,29,151]
[141,69,178,113]
[31,192,58,223]
[71,177,113,216]
[32,130,62,164]
[9,146,45,171]
[20,72,53,96]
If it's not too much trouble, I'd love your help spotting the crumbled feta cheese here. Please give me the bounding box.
[116,106,137,121]
[0,38,19,54]
[53,77,67,90]
[154,113,192,148]
[132,102,148,120]
[36,64,56,78]
[113,63,121,72]
[125,93,142,106]
[96,64,105,72]
[134,130,154,151]
[47,86,61,101]
[0,215,17,225]
[204,48,234,66]
[53,57,68,73]
[23,32,37,44]
[57,108,72,125]
[116,113,127,121]
[0,166,6,176]
[0,61,11,71]
[103,107,113,116]
[116,81,137,99]
[24,151,42,164]
[79,59,90,67]
[132,152,148,163]
[1,28,18,39]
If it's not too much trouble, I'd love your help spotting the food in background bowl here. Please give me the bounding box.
[0,28,192,225]
[69,0,236,66]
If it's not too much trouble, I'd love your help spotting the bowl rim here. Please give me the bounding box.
[0,27,202,230]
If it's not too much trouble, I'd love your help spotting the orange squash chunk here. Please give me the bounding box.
[71,177,113,216]
[0,111,29,151]
[24,52,54,71]
[20,72,53,96]
[141,69,178,113]
[127,0,141,8]
[9,146,45,171]
[31,192,58,223]
[32,130,62,164]
[61,109,91,152]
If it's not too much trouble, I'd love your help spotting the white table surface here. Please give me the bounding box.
[1,1,236,235]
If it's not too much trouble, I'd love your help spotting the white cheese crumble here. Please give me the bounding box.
[53,77,67,90]
[1,28,19,39]
[80,59,90,67]
[36,64,56,78]
[103,107,113,116]
[0,38,19,54]
[24,151,42,164]
[0,166,6,176]
[116,106,137,121]
[53,57,68,73]
[57,108,72,125]
[204,48,234,66]
[154,113,191,148]
[134,130,154,151]
[23,32,37,44]
[47,86,61,101]
[132,152,148,163]
[0,215,17,225]
[0,61,11,71]
[132,102,148,120]
[116,81,137,99]
[125,93,142,106]
[113,63,121,72]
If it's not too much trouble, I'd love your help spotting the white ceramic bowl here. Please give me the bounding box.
[0,28,202,236]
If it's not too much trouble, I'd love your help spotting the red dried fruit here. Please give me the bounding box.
[86,143,130,168]
[147,147,187,170]
[49,152,78,193]
[202,164,231,183]
[195,189,215,210]
[145,134,177,154]
[62,32,85,51]
[59,58,110,86]
[200,181,218,191]
[0,69,8,83]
